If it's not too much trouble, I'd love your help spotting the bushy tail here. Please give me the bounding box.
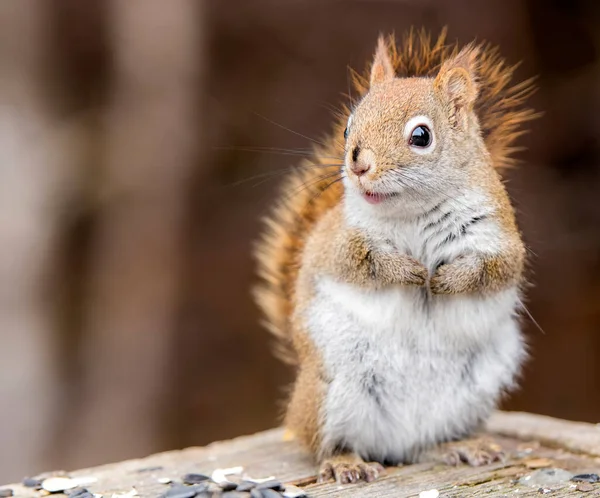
[253,28,537,366]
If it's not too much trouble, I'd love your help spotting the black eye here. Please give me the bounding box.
[409,125,431,148]
[344,127,349,140]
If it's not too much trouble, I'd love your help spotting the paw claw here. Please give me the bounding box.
[319,459,384,484]
[435,440,506,468]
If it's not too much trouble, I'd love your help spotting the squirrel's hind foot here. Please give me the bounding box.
[428,438,505,467]
[318,454,385,484]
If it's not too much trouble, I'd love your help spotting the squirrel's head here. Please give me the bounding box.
[343,36,487,215]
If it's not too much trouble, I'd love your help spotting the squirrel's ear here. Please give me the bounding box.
[434,45,479,125]
[370,36,394,87]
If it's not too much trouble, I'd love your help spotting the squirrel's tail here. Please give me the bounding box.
[253,133,346,366]
[254,28,536,366]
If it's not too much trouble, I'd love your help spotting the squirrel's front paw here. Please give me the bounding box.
[376,254,428,286]
[430,256,480,294]
[402,257,429,286]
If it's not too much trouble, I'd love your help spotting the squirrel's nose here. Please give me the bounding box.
[350,161,371,177]
[350,146,371,176]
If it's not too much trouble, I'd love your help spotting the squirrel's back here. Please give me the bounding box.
[253,29,536,366]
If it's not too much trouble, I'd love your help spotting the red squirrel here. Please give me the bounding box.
[254,30,536,484]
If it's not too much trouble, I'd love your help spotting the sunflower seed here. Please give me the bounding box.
[182,474,210,485]
[42,477,79,493]
[256,481,283,491]
[160,485,198,498]
[260,490,282,498]
[281,485,306,498]
[22,478,43,489]
[572,474,600,483]
[67,487,90,498]
[220,482,238,491]
[236,482,256,492]
[212,467,244,484]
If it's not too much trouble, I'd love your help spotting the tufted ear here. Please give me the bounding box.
[370,36,395,87]
[434,45,479,126]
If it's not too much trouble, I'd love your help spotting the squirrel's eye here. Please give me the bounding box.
[344,114,353,140]
[409,125,431,148]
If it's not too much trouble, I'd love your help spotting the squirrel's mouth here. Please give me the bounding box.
[362,191,398,205]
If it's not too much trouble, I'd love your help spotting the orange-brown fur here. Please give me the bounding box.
[253,28,536,367]
[305,206,428,289]
[254,29,533,483]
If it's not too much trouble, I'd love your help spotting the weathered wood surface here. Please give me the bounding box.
[4,411,600,497]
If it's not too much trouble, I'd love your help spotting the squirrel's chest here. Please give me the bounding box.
[380,219,459,271]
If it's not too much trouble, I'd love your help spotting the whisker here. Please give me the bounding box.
[517,297,545,335]
[386,169,478,213]
[226,169,291,188]
[215,145,343,161]
[225,159,341,189]
[253,112,328,148]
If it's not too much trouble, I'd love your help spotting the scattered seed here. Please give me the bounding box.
[236,481,256,492]
[72,493,93,498]
[182,474,210,485]
[419,490,440,498]
[259,490,282,498]
[67,487,90,498]
[157,478,172,485]
[212,467,244,484]
[281,486,306,498]
[160,485,198,498]
[256,481,283,491]
[0,489,13,497]
[22,477,43,488]
[282,486,306,498]
[110,489,138,498]
[220,482,238,491]
[42,477,79,493]
[136,466,163,473]
[576,482,595,492]
[184,484,209,496]
[246,477,276,484]
[572,474,600,483]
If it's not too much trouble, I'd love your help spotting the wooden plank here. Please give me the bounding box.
[487,411,600,457]
[4,412,600,497]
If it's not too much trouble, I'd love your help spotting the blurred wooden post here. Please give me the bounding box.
[0,0,68,483]
[0,0,110,481]
[64,0,203,468]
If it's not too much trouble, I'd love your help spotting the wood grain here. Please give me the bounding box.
[4,411,600,497]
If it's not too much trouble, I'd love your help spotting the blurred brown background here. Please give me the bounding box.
[0,0,599,484]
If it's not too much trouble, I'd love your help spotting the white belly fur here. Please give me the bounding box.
[306,277,524,463]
